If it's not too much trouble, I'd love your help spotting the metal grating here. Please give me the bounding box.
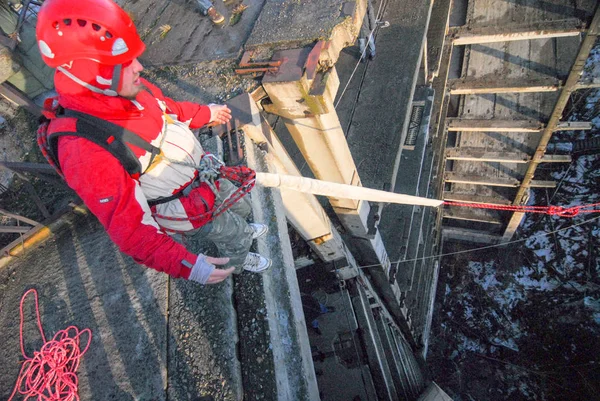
[404,103,425,150]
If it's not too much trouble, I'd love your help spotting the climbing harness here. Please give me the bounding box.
[36,100,255,227]
[8,289,91,401]
[151,153,256,227]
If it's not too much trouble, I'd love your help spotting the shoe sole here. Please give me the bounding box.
[244,258,272,273]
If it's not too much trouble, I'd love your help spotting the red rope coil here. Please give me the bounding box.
[8,289,92,401]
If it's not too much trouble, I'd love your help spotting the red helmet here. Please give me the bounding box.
[36,0,145,68]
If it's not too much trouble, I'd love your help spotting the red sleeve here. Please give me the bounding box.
[141,79,211,129]
[58,136,197,279]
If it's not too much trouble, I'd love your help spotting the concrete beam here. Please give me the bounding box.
[449,18,585,45]
[242,138,321,401]
[426,0,452,81]
[228,93,346,262]
[448,77,561,95]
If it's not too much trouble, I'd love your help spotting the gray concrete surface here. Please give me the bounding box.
[245,0,351,50]
[120,0,266,66]
[0,211,170,401]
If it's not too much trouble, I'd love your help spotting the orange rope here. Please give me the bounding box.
[8,289,92,401]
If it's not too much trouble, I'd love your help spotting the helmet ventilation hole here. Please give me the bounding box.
[77,19,87,27]
[92,23,101,31]
[105,31,113,39]
[63,19,71,26]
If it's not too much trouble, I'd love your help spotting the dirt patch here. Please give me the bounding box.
[144,59,260,104]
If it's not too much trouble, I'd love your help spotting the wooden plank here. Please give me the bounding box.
[447,118,544,132]
[442,207,504,224]
[574,79,600,89]
[449,77,561,95]
[555,121,592,131]
[540,154,571,163]
[446,175,554,188]
[443,193,512,205]
[444,173,520,187]
[529,180,556,188]
[446,148,530,163]
[450,18,585,45]
[512,4,600,224]
[0,82,41,116]
[442,228,502,244]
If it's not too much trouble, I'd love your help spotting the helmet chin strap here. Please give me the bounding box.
[111,64,122,93]
[57,65,121,97]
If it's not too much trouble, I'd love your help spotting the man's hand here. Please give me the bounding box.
[208,104,232,125]
[205,257,235,284]
[189,254,234,284]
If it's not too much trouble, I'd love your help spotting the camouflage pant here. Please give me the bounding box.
[185,179,253,274]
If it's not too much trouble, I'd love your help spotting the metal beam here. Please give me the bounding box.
[448,77,561,95]
[508,3,600,240]
[450,18,585,45]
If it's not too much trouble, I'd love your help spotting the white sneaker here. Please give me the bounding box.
[249,223,269,239]
[243,252,272,273]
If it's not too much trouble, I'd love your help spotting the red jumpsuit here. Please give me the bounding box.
[49,75,217,279]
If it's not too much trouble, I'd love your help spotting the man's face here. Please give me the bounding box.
[118,58,144,99]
